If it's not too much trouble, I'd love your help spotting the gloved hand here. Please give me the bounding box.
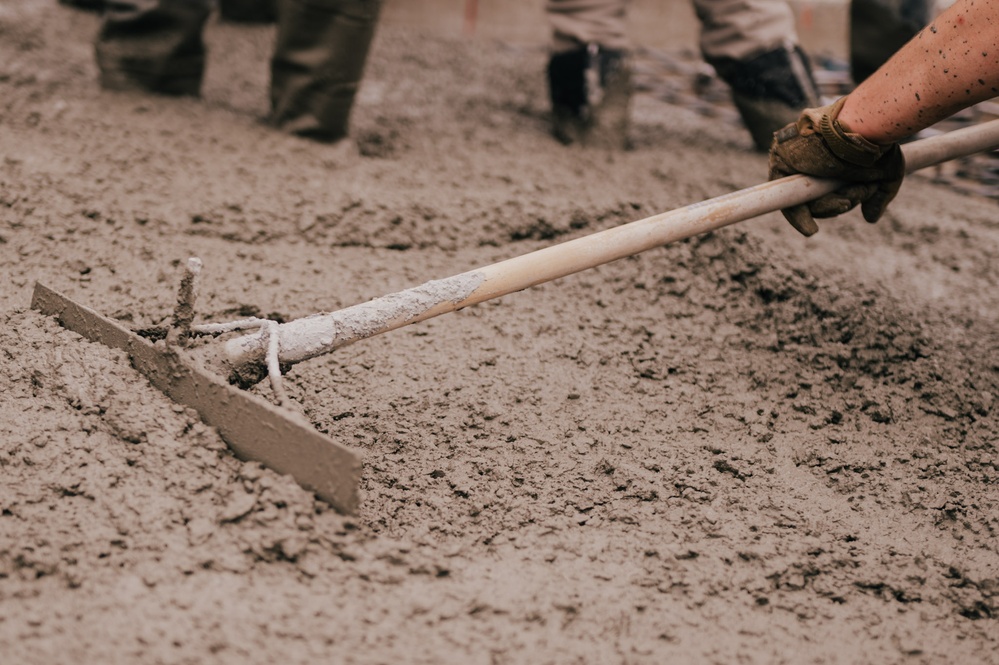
[768,96,905,236]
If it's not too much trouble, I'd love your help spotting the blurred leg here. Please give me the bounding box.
[545,0,631,149]
[269,0,381,142]
[218,0,278,23]
[547,0,629,53]
[60,0,107,12]
[850,0,932,84]
[693,0,820,150]
[95,0,212,96]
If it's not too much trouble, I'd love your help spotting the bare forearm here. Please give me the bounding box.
[838,0,999,144]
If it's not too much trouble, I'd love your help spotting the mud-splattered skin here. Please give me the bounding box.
[840,0,999,143]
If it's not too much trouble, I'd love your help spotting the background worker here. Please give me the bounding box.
[545,0,821,151]
[94,0,381,143]
[768,0,999,236]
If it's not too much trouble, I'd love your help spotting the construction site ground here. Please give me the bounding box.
[1,2,998,663]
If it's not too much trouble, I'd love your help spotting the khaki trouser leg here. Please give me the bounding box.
[545,0,796,58]
[693,0,799,62]
[269,0,381,142]
[545,0,629,53]
[95,0,212,95]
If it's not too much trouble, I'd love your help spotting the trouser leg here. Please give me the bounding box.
[850,0,931,84]
[692,0,819,151]
[544,0,631,149]
[218,0,278,23]
[693,0,796,62]
[95,0,212,96]
[546,0,629,53]
[269,0,381,142]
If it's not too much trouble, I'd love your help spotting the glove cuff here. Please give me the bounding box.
[814,97,891,168]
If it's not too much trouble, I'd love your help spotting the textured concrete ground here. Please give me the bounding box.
[2,2,997,663]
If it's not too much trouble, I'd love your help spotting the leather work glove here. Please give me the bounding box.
[768,96,905,236]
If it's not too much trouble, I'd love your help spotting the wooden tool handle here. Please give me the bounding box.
[226,119,999,371]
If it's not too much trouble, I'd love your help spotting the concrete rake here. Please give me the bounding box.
[32,119,999,514]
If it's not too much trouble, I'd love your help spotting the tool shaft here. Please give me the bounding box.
[226,120,999,371]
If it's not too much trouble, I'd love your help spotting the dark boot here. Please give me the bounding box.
[548,45,589,146]
[95,0,212,96]
[269,0,382,142]
[709,44,820,152]
[547,43,631,150]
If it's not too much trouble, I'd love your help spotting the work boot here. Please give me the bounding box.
[95,0,211,97]
[269,0,382,142]
[547,42,631,150]
[708,44,820,152]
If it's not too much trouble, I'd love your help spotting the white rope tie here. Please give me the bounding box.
[264,320,288,407]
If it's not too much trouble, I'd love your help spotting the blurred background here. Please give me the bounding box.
[381,0,849,60]
[378,0,995,198]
